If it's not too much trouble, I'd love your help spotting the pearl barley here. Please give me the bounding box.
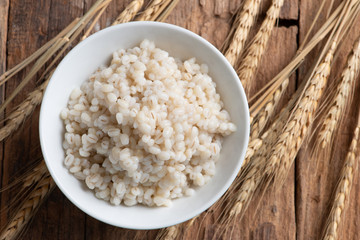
[61,39,236,207]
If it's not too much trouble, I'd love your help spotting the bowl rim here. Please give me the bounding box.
[39,21,250,230]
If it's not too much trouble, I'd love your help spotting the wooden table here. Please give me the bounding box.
[0,0,359,239]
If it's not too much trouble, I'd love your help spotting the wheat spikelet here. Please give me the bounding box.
[112,0,144,25]
[223,0,262,66]
[0,79,49,142]
[0,173,55,240]
[266,41,337,184]
[321,124,359,240]
[317,38,360,149]
[244,138,263,164]
[135,0,170,21]
[237,0,284,88]
[250,78,289,139]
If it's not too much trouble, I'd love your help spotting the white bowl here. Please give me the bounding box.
[39,22,250,230]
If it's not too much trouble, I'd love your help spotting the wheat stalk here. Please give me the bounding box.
[250,78,289,139]
[237,0,285,88]
[321,123,359,240]
[155,0,179,22]
[222,0,262,66]
[82,1,113,40]
[0,18,79,87]
[0,173,55,240]
[135,0,171,21]
[317,38,360,149]
[112,0,144,25]
[0,0,112,114]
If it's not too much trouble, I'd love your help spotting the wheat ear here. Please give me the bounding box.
[266,41,337,184]
[321,124,359,240]
[135,0,170,21]
[214,98,295,235]
[223,0,262,66]
[237,0,284,88]
[217,78,305,230]
[0,173,55,240]
[250,78,289,139]
[0,78,49,142]
[112,0,144,25]
[317,38,360,149]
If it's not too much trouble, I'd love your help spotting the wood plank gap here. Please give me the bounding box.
[278,19,298,28]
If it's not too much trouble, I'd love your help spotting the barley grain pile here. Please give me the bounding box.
[60,39,236,207]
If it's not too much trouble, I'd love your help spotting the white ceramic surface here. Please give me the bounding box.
[39,21,250,230]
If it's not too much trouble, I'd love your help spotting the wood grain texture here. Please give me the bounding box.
[1,0,51,235]
[0,0,8,230]
[1,0,360,239]
[27,2,87,238]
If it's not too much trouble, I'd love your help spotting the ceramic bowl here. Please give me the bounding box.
[39,21,250,230]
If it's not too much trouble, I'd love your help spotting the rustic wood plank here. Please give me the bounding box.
[22,0,86,239]
[279,0,298,20]
[165,0,242,50]
[1,0,51,235]
[297,0,360,239]
[0,0,9,230]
